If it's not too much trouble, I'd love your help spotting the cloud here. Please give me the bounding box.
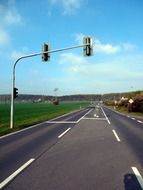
[49,0,84,15]
[0,0,22,48]
[74,33,137,55]
[10,49,26,61]
[122,42,136,51]
[94,39,120,54]
[74,33,121,54]
[0,29,10,46]
[4,8,21,25]
[0,0,22,26]
[95,40,136,54]
[58,52,143,93]
[60,52,87,65]
[74,33,120,54]
[74,33,85,44]
[11,51,23,60]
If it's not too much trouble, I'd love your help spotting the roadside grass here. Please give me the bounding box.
[0,101,90,136]
[107,105,143,118]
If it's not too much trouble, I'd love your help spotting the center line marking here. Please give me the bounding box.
[58,128,71,138]
[0,158,35,189]
[112,129,121,142]
[101,107,111,124]
[131,167,143,189]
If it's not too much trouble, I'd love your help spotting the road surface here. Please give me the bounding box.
[0,105,143,189]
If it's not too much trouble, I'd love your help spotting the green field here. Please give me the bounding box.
[0,101,91,136]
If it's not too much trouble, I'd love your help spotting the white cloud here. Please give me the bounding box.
[74,33,120,54]
[122,42,136,51]
[49,0,83,15]
[0,0,22,26]
[0,0,22,48]
[60,52,87,65]
[94,39,120,54]
[58,52,143,93]
[0,29,10,45]
[74,34,137,55]
[4,9,21,25]
[95,40,136,54]
[11,50,26,61]
[62,0,82,14]
[74,33,85,44]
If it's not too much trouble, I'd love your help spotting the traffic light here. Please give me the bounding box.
[42,43,50,62]
[14,87,18,99]
[83,37,93,56]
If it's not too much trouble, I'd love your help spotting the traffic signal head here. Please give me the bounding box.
[14,87,18,99]
[42,43,50,62]
[83,37,93,56]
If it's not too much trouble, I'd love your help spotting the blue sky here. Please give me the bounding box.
[0,0,143,95]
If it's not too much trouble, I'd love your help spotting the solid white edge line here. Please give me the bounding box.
[58,128,71,138]
[131,167,143,189]
[101,107,111,124]
[0,158,35,189]
[112,129,121,142]
[105,106,143,124]
[49,109,87,121]
[0,109,89,139]
[47,108,93,124]
[0,123,43,139]
[76,109,93,123]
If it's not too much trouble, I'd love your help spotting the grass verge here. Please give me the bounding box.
[0,101,90,137]
[107,105,143,118]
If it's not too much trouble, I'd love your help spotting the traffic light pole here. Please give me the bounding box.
[10,43,90,129]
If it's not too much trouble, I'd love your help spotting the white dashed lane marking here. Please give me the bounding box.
[0,158,35,189]
[101,107,111,125]
[137,120,143,124]
[131,167,143,189]
[58,128,71,138]
[112,130,121,142]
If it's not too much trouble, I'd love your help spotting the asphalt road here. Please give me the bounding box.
[0,105,143,189]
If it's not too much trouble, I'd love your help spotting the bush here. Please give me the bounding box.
[53,99,59,105]
[132,94,143,112]
[104,100,114,106]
